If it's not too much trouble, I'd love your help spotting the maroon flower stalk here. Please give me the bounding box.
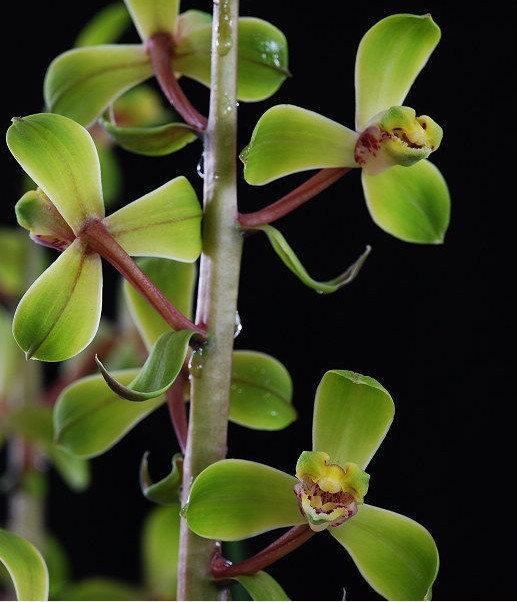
[79,218,206,341]
[211,524,315,578]
[147,32,208,132]
[238,167,351,229]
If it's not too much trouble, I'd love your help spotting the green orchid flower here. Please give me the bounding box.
[240,13,450,244]
[6,112,202,362]
[44,0,289,130]
[184,370,439,600]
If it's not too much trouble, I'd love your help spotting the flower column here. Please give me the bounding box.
[177,0,243,599]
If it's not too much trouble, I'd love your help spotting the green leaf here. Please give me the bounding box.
[0,305,24,397]
[7,114,104,232]
[7,405,90,491]
[55,577,142,601]
[96,329,194,401]
[0,529,49,601]
[75,2,132,47]
[13,240,102,362]
[125,0,179,40]
[140,451,183,504]
[54,369,165,458]
[355,14,441,130]
[44,45,153,127]
[142,505,181,599]
[256,225,370,294]
[99,117,197,156]
[235,572,290,601]
[173,14,289,101]
[185,460,303,540]
[241,105,358,185]
[229,350,296,430]
[124,257,196,349]
[362,159,450,244]
[313,370,394,470]
[104,175,202,262]
[330,504,439,600]
[0,228,34,299]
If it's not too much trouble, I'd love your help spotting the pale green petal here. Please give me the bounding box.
[44,45,153,127]
[124,0,179,40]
[313,370,394,469]
[355,14,441,130]
[235,572,290,601]
[0,529,49,601]
[6,114,104,232]
[54,370,165,458]
[13,240,102,362]
[173,14,289,101]
[104,175,202,262]
[330,504,439,600]
[142,505,181,599]
[185,460,303,540]
[75,2,132,47]
[241,105,358,185]
[362,159,450,244]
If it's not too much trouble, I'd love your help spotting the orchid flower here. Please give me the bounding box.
[184,370,439,600]
[6,112,202,362]
[240,14,450,244]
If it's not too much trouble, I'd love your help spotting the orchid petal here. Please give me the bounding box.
[355,14,441,130]
[330,504,439,600]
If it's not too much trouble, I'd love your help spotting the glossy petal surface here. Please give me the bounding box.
[105,176,202,261]
[229,350,296,430]
[241,105,358,185]
[0,529,49,601]
[124,257,196,349]
[331,504,439,600]
[54,370,165,458]
[173,15,289,101]
[362,159,450,243]
[13,241,102,362]
[185,460,303,540]
[124,0,179,40]
[355,14,441,130]
[44,45,153,127]
[235,572,290,601]
[7,114,104,232]
[313,370,394,469]
[140,452,183,504]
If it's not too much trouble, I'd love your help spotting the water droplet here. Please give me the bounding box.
[234,311,242,338]
[189,345,205,378]
[196,153,205,178]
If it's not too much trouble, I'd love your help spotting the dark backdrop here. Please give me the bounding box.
[1,1,513,600]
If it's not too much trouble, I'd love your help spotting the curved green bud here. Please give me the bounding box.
[355,14,441,130]
[294,451,369,532]
[355,106,443,175]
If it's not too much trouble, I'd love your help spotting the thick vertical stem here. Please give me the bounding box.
[177,0,242,600]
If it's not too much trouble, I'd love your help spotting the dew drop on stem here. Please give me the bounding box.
[234,311,242,338]
[197,152,205,179]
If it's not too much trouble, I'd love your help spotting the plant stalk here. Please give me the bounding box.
[177,0,242,599]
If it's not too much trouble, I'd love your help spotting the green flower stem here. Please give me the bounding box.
[238,167,351,229]
[166,367,189,454]
[147,32,208,132]
[177,0,242,599]
[212,525,315,579]
[79,219,206,340]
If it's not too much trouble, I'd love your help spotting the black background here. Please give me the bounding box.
[1,1,514,601]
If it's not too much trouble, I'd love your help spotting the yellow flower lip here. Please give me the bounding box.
[294,451,369,532]
[355,106,443,175]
